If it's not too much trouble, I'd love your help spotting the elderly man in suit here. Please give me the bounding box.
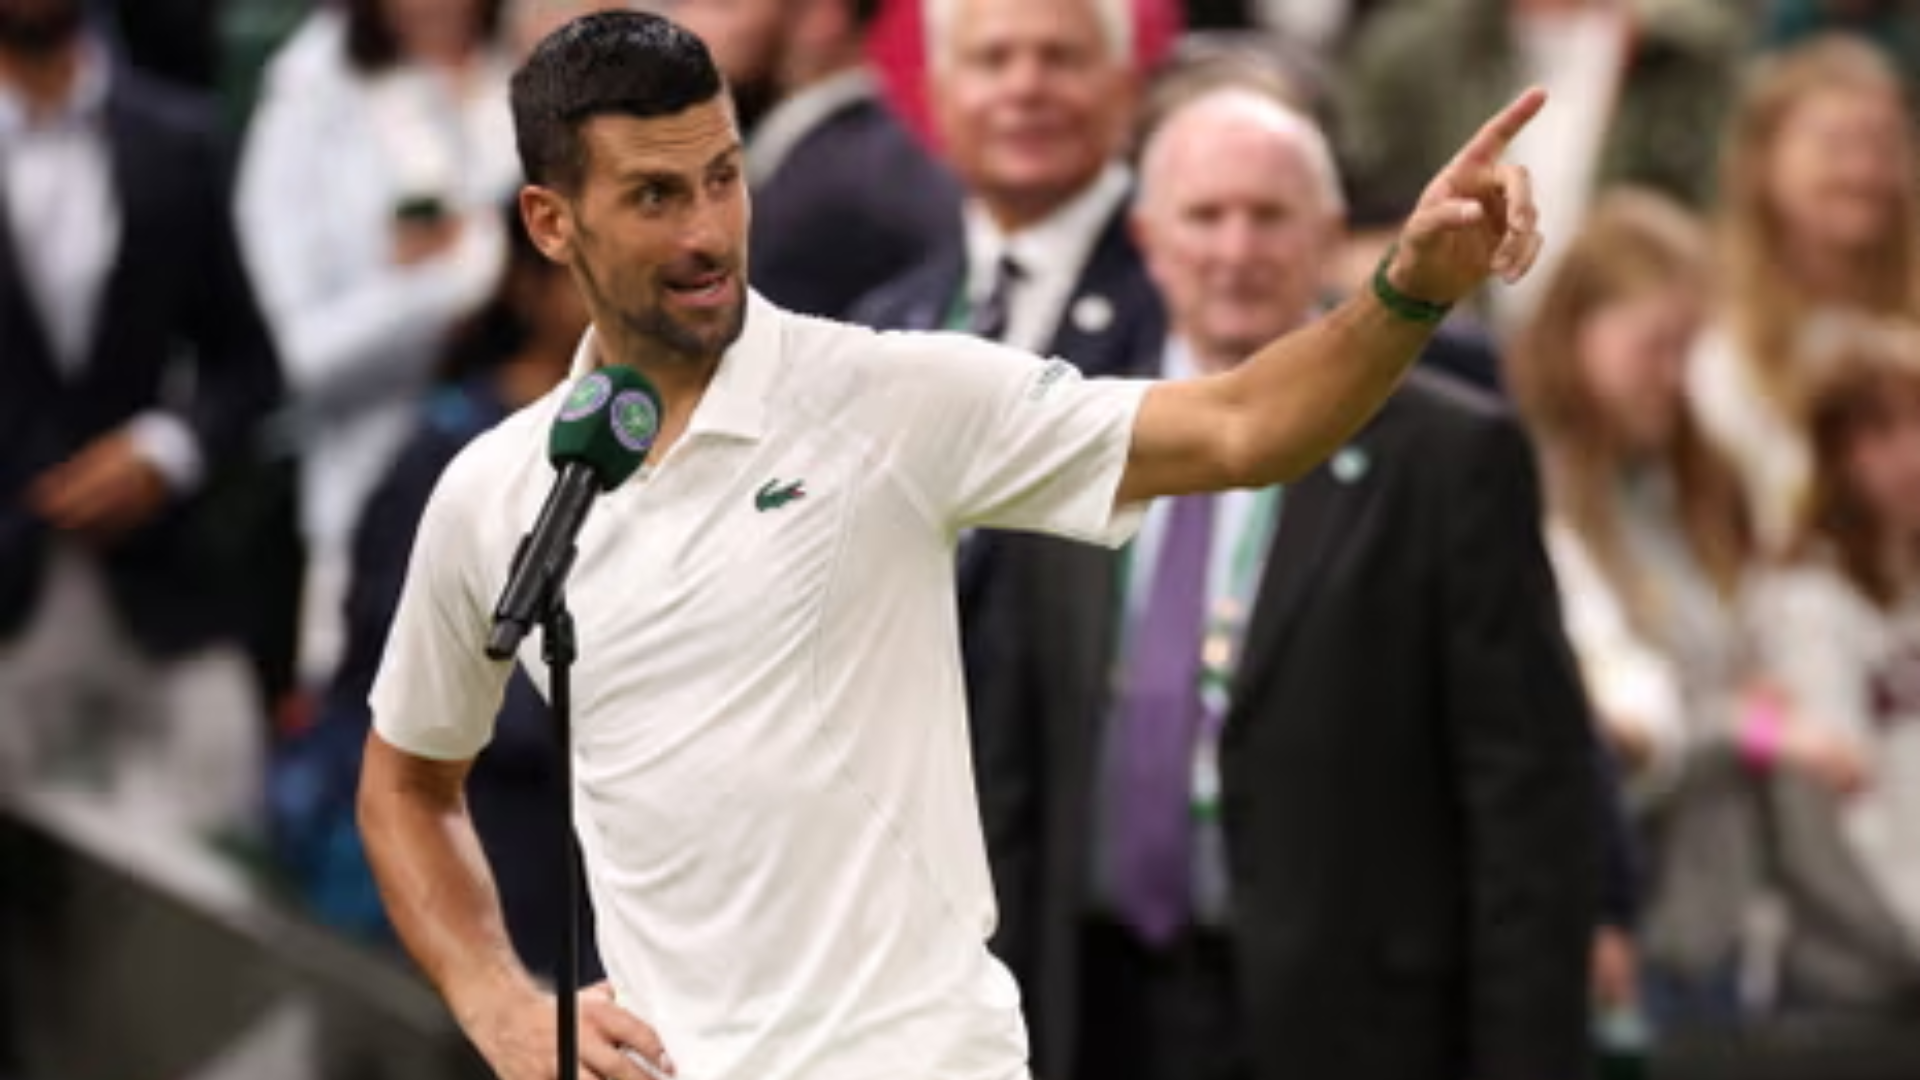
[852,0,1157,376]
[971,82,1599,1080]
[0,0,282,839]
[669,0,962,319]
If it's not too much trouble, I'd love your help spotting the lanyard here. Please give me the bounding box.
[1112,486,1283,711]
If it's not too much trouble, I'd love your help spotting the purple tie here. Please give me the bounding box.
[1113,493,1211,945]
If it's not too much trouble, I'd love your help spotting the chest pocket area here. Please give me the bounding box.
[575,436,862,684]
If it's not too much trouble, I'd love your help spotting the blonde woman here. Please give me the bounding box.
[1750,323,1920,1007]
[1509,189,1860,1024]
[1689,35,1920,555]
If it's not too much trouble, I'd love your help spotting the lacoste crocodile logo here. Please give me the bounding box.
[755,478,807,512]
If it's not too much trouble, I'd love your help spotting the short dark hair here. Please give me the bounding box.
[852,0,883,31]
[344,0,505,73]
[510,10,725,193]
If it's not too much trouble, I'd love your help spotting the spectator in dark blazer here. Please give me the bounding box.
[970,83,1598,1080]
[672,0,960,319]
[851,0,1158,377]
[0,0,282,842]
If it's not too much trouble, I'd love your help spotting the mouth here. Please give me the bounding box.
[663,269,737,310]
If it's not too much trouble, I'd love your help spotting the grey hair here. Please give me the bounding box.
[1137,87,1346,219]
[924,0,1133,73]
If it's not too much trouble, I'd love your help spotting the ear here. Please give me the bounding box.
[520,184,574,265]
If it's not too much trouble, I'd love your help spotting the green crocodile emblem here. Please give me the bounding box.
[755,478,807,512]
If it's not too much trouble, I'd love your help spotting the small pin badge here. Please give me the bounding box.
[1331,446,1370,483]
[1071,294,1114,334]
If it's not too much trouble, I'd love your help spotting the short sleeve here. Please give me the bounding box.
[880,333,1150,547]
[369,449,514,761]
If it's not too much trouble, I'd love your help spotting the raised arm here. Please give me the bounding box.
[1117,89,1547,505]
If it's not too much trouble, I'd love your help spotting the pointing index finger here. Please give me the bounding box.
[1451,87,1547,170]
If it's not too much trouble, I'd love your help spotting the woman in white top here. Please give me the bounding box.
[1688,35,1920,555]
[1507,189,1863,1026]
[1750,322,1920,1007]
[237,0,519,686]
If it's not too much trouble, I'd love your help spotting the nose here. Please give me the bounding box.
[1213,213,1263,268]
[1002,50,1050,103]
[680,188,731,260]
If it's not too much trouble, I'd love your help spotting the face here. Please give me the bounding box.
[383,0,488,63]
[933,0,1133,224]
[1135,109,1338,366]
[524,97,750,366]
[1765,86,1911,255]
[1575,287,1703,457]
[1844,381,1920,541]
[0,0,83,54]
[661,0,786,89]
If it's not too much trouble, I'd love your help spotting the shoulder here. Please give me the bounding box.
[422,387,555,535]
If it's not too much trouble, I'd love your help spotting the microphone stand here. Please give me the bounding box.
[539,591,581,1080]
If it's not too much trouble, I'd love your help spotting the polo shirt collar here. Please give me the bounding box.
[566,288,781,442]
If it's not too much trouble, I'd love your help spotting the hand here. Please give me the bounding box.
[1779,723,1872,799]
[27,429,172,541]
[469,981,675,1080]
[1387,87,1548,305]
[1590,926,1640,1012]
[393,214,464,266]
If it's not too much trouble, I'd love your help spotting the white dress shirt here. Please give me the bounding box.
[0,45,200,489]
[960,163,1132,355]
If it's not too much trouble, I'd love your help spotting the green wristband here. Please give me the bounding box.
[1371,242,1452,325]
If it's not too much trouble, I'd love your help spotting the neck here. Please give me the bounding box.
[595,321,721,430]
[0,40,82,117]
[980,182,1087,235]
[1789,238,1878,306]
[1885,530,1920,593]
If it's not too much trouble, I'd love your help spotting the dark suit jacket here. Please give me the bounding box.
[0,65,282,655]
[748,90,961,320]
[975,369,1600,1080]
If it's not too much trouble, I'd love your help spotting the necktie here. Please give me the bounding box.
[1113,493,1212,946]
[967,253,1023,342]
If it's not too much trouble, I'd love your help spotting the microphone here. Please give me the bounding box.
[486,367,662,660]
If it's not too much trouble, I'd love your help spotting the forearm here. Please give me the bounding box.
[1218,291,1434,487]
[357,748,536,1030]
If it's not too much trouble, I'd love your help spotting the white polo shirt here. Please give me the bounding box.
[370,292,1148,1080]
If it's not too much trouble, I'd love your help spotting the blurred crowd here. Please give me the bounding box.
[5,0,1920,1077]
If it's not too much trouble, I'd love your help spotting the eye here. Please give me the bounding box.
[632,183,668,211]
[709,163,740,190]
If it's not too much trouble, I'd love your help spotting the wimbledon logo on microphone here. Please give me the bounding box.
[560,371,614,421]
[610,390,660,453]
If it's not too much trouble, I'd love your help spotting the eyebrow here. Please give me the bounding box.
[614,143,745,188]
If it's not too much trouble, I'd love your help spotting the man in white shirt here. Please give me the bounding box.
[357,10,1547,1080]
